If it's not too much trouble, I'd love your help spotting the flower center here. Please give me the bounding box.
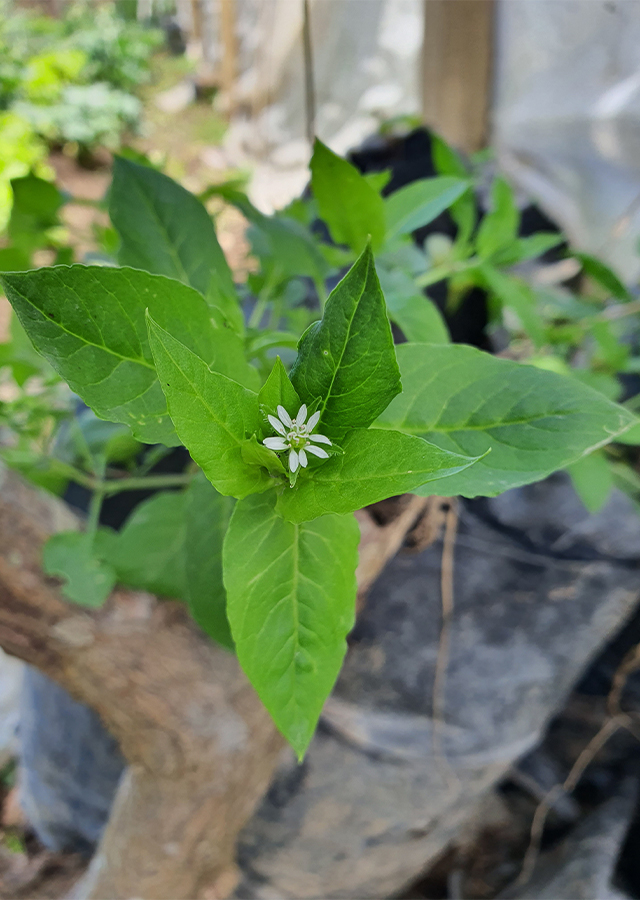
[287,430,308,450]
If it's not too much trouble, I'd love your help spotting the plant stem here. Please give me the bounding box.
[99,473,194,495]
[53,460,195,495]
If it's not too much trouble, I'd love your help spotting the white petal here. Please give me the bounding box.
[296,404,307,426]
[264,437,287,450]
[289,449,299,472]
[298,448,308,467]
[307,411,321,431]
[309,433,332,445]
[268,414,286,435]
[277,405,292,427]
[306,445,329,459]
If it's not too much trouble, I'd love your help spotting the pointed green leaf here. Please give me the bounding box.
[480,264,545,346]
[241,434,286,476]
[476,177,519,259]
[110,157,243,332]
[575,252,633,302]
[310,139,385,252]
[0,266,256,445]
[431,134,469,179]
[258,356,300,420]
[290,245,401,434]
[378,264,449,343]
[184,472,234,649]
[384,177,469,243]
[376,343,637,497]
[43,531,116,609]
[147,315,271,498]
[276,428,479,523]
[223,491,360,758]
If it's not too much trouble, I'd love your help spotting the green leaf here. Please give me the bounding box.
[258,356,300,420]
[480,264,545,346]
[147,315,271,498]
[566,451,614,513]
[476,177,519,259]
[223,491,360,758]
[431,134,469,179]
[590,319,629,371]
[236,199,328,285]
[310,139,385,252]
[43,531,116,608]
[384,177,469,243]
[290,245,401,434]
[376,343,637,498]
[390,294,450,344]
[276,427,479,523]
[377,265,449,343]
[494,232,564,266]
[184,473,234,649]
[109,157,243,332]
[575,252,633,302]
[1,265,256,445]
[96,492,187,598]
[241,434,286,476]
[615,419,640,445]
[0,247,30,271]
[9,174,63,254]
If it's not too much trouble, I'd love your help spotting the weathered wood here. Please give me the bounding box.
[421,0,495,153]
[0,466,429,898]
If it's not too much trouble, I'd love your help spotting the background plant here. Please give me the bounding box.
[0,0,162,168]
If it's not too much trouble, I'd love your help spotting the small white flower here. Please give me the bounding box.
[263,404,332,474]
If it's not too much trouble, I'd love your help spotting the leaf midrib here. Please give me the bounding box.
[9,282,156,372]
[131,182,191,284]
[315,261,369,421]
[385,409,606,434]
[154,329,249,446]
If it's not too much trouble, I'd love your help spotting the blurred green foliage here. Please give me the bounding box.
[0,0,162,225]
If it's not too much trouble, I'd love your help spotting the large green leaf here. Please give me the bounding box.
[184,472,234,649]
[290,244,401,434]
[384,176,469,243]
[376,343,637,497]
[147,316,271,498]
[96,492,187,598]
[1,266,256,445]
[310,139,385,252]
[109,157,243,332]
[276,427,478,523]
[223,491,360,758]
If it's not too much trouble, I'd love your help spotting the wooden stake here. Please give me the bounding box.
[421,0,495,153]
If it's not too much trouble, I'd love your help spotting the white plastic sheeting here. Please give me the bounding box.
[222,0,423,211]
[0,648,23,768]
[494,0,640,281]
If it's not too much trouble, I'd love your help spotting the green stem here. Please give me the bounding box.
[86,456,106,540]
[54,461,195,495]
[99,473,194,495]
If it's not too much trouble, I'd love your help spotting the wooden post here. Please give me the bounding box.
[219,0,238,114]
[421,0,495,154]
